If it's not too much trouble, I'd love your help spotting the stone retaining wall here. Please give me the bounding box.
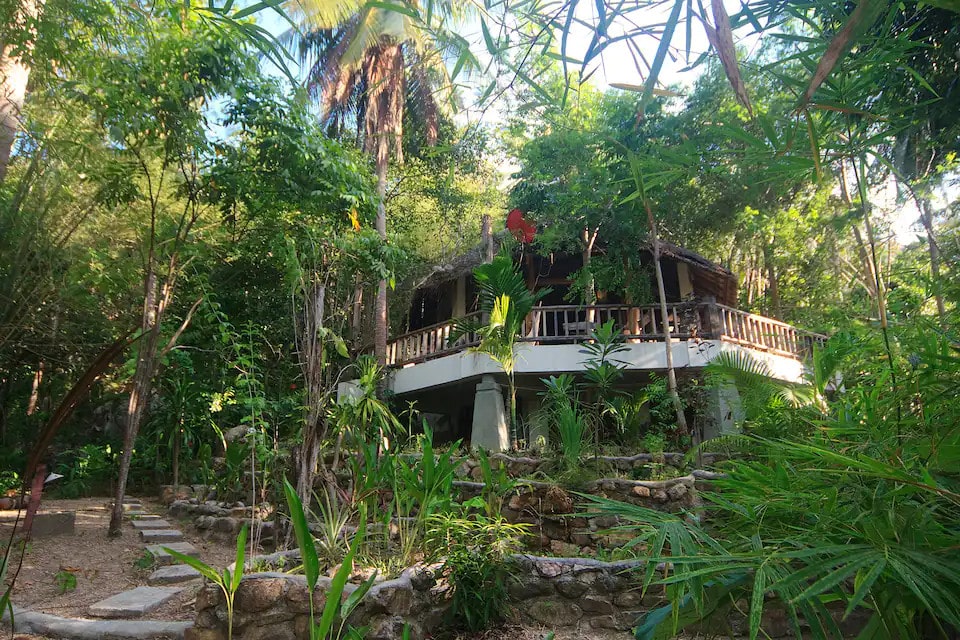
[165,471,722,557]
[455,451,726,479]
[166,497,276,547]
[188,553,817,640]
[457,471,719,555]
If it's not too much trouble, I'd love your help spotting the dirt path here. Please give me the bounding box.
[0,497,236,620]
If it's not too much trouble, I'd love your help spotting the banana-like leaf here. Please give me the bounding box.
[283,479,320,591]
[231,525,248,592]
[163,548,223,584]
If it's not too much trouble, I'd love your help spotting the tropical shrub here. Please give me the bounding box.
[428,511,529,632]
[590,330,960,640]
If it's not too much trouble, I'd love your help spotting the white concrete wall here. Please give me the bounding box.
[385,339,805,395]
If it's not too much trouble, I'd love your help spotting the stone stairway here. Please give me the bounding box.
[87,497,203,620]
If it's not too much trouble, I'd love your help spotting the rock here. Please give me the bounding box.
[554,577,588,599]
[131,519,172,530]
[146,542,200,566]
[614,591,642,608]
[526,599,582,626]
[185,628,228,640]
[0,497,14,510]
[239,623,296,640]
[570,529,594,546]
[214,517,240,533]
[653,490,669,502]
[366,615,411,640]
[592,515,618,529]
[543,486,574,514]
[236,577,287,613]
[534,561,564,578]
[148,564,202,585]
[234,501,245,508]
[507,577,554,600]
[139,529,185,543]
[580,595,616,614]
[549,540,580,557]
[88,586,182,618]
[631,485,651,498]
[667,483,688,501]
[196,515,215,530]
[31,511,75,537]
[590,615,626,630]
[285,580,311,614]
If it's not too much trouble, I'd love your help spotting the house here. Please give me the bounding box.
[354,216,824,450]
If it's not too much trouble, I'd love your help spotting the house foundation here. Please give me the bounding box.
[470,375,510,451]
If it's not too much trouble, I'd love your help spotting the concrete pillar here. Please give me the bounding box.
[704,382,743,440]
[470,375,510,451]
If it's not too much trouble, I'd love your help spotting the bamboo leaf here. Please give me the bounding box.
[706,0,752,115]
[639,0,685,113]
[800,0,887,106]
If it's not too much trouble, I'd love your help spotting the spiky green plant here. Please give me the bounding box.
[451,251,549,448]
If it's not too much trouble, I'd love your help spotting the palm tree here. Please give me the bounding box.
[287,0,471,362]
[0,0,45,184]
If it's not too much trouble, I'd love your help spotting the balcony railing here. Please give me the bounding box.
[386,303,826,367]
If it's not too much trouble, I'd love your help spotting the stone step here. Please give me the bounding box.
[131,519,172,530]
[88,586,182,619]
[146,542,199,566]
[139,529,184,543]
[137,514,161,520]
[123,510,147,519]
[148,564,202,585]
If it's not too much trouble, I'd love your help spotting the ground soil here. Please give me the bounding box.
[0,496,238,621]
[0,499,633,639]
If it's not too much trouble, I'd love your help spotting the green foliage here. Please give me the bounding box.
[537,374,585,467]
[54,570,78,594]
[589,326,960,640]
[165,525,248,640]
[134,550,155,570]
[452,251,550,446]
[53,444,116,498]
[284,479,372,640]
[428,512,528,632]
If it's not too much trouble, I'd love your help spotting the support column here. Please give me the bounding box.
[704,382,743,441]
[470,375,509,451]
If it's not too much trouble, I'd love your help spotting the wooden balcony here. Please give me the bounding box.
[386,303,826,368]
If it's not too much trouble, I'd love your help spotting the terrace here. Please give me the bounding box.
[387,301,825,368]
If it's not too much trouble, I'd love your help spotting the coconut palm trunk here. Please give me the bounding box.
[0,0,45,183]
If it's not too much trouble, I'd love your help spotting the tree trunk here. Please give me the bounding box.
[643,200,689,437]
[508,373,518,450]
[172,420,181,489]
[0,0,45,184]
[26,360,42,416]
[762,242,781,319]
[919,197,946,321]
[108,268,161,537]
[374,164,388,364]
[295,282,326,508]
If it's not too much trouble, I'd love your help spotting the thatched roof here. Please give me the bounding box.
[411,234,737,304]
[412,231,509,291]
